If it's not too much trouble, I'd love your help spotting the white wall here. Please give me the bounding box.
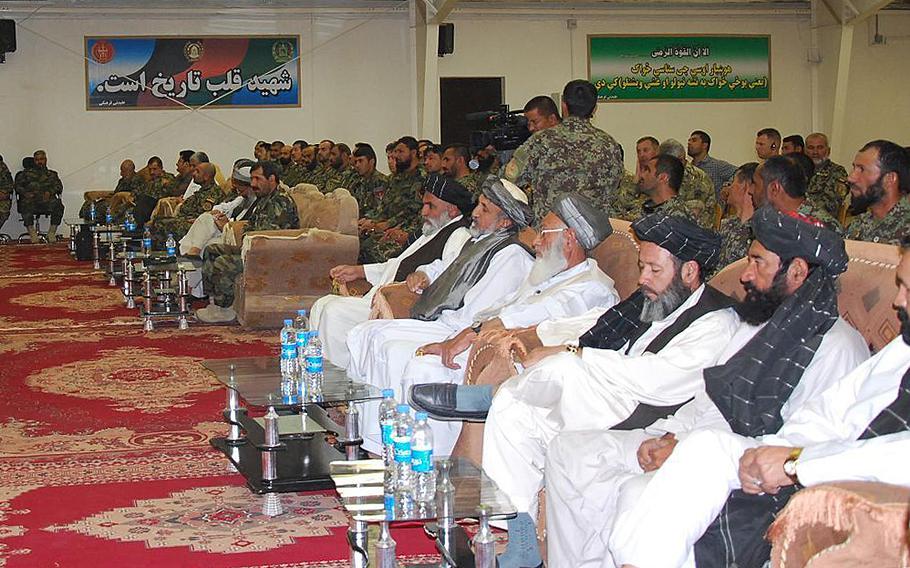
[0,10,413,234]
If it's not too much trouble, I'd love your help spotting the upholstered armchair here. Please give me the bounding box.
[232,186,359,329]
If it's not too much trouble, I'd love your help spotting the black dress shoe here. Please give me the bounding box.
[407,384,488,422]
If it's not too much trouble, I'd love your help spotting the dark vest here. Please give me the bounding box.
[611,285,737,430]
[393,216,471,282]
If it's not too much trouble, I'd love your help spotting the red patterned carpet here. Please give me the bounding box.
[0,243,440,567]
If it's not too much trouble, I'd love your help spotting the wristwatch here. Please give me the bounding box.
[782,447,803,482]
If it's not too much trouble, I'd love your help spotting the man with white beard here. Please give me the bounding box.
[402,193,621,455]
[543,207,869,568]
[310,174,474,368]
[346,178,536,456]
[479,213,741,568]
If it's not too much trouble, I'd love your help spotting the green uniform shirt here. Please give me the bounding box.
[139,173,177,200]
[505,116,624,221]
[179,181,223,219]
[246,187,300,232]
[0,158,13,202]
[378,169,424,234]
[807,159,849,219]
[14,166,63,209]
[353,171,390,220]
[846,197,910,245]
[678,164,718,230]
[717,216,751,269]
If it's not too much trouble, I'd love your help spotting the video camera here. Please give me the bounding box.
[467,105,531,153]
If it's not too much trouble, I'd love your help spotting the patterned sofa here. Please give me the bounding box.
[232,185,359,329]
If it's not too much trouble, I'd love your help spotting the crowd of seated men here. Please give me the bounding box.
[4,76,909,566]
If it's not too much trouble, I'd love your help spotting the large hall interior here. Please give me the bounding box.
[1,0,909,566]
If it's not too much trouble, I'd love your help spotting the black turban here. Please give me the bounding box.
[750,205,848,276]
[631,212,722,274]
[423,174,475,217]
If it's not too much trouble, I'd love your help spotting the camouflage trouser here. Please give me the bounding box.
[358,232,405,264]
[19,195,65,226]
[149,216,193,246]
[202,243,243,308]
[0,198,10,231]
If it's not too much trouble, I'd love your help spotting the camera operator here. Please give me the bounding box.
[524,95,561,133]
[504,79,623,220]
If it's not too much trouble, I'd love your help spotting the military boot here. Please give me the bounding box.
[27,225,39,244]
[47,224,59,243]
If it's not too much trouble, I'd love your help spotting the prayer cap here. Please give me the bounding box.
[481,176,534,228]
[423,173,474,216]
[551,193,613,252]
[232,158,255,183]
[750,205,848,276]
[632,212,722,273]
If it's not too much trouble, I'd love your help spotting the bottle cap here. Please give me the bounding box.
[382,389,394,397]
[297,309,307,316]
[415,411,428,421]
[396,404,410,413]
[284,319,292,325]
[310,330,319,338]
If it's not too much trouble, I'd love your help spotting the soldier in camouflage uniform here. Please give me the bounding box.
[751,155,843,237]
[806,133,850,218]
[607,170,642,220]
[441,143,482,199]
[358,137,424,264]
[636,154,700,226]
[505,80,623,220]
[324,144,359,192]
[79,159,145,221]
[844,140,910,245]
[0,155,13,232]
[658,139,718,229]
[15,150,65,242]
[716,162,758,269]
[197,161,300,323]
[350,144,390,220]
[149,163,224,244]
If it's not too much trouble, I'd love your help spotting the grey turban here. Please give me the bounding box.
[481,176,534,228]
[750,205,848,276]
[232,158,255,183]
[632,212,723,273]
[551,193,613,252]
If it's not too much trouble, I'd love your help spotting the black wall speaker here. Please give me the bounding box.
[0,20,16,54]
[438,23,454,57]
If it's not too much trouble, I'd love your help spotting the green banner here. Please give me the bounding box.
[588,35,770,101]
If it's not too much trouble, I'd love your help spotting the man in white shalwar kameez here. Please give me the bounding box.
[402,194,621,455]
[179,160,258,257]
[600,234,910,568]
[346,179,535,456]
[310,174,474,368]
[476,213,741,568]
[542,207,870,568]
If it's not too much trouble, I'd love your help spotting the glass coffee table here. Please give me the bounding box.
[331,458,517,567]
[205,356,383,501]
[136,257,197,330]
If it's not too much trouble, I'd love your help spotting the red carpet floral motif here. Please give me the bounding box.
[25,346,219,414]
[46,487,349,554]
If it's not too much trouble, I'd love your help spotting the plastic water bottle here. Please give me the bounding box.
[303,331,324,396]
[411,412,436,502]
[165,233,177,257]
[280,318,297,378]
[142,226,153,254]
[392,405,414,491]
[125,212,137,232]
[294,308,310,379]
[89,201,97,222]
[379,389,397,468]
[473,505,497,568]
[105,211,113,225]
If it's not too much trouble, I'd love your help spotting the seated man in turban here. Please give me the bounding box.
[179,160,258,258]
[401,193,621,456]
[479,213,745,568]
[543,207,869,568]
[346,178,536,456]
[310,174,475,369]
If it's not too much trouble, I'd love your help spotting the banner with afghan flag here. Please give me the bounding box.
[84,35,301,110]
